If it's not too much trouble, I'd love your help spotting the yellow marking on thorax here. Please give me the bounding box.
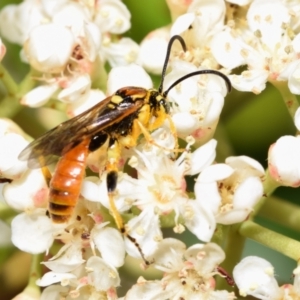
[111,95,124,105]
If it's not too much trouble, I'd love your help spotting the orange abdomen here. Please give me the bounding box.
[49,139,90,223]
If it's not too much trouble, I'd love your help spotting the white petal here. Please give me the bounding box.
[287,61,300,95]
[202,92,224,125]
[125,209,162,258]
[153,238,186,272]
[21,84,59,107]
[183,201,216,242]
[40,285,69,300]
[247,0,290,50]
[52,2,90,36]
[234,177,263,210]
[172,112,198,136]
[188,139,217,175]
[91,226,125,268]
[11,212,54,254]
[24,23,75,73]
[37,271,76,287]
[95,0,131,34]
[86,256,120,290]
[229,70,269,94]
[139,28,169,75]
[185,242,225,275]
[3,169,48,211]
[106,64,152,94]
[170,13,195,36]
[81,177,103,203]
[197,164,233,183]
[103,37,140,67]
[42,244,85,273]
[0,133,28,178]
[0,118,25,136]
[268,135,300,186]
[211,29,247,69]
[226,155,265,175]
[233,256,281,298]
[57,74,91,103]
[188,0,226,40]
[125,281,174,300]
[194,181,221,214]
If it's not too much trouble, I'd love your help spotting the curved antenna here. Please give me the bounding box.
[162,69,232,97]
[158,35,187,94]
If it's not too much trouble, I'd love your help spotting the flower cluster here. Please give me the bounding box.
[0,0,300,299]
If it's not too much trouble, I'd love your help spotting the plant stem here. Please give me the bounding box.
[217,224,245,290]
[252,168,281,216]
[0,62,18,97]
[258,196,300,232]
[270,80,299,120]
[239,220,300,261]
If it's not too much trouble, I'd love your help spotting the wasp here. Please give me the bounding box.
[19,35,231,261]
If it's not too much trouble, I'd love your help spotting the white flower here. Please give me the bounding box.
[233,256,282,299]
[211,0,300,94]
[0,0,45,45]
[268,135,300,187]
[170,0,226,46]
[102,37,140,67]
[24,23,76,74]
[94,0,131,34]
[165,60,228,140]
[91,223,125,268]
[86,256,120,291]
[125,238,235,299]
[11,211,55,254]
[42,243,86,273]
[195,156,264,224]
[39,258,120,299]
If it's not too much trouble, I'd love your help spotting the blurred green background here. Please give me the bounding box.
[0,0,299,299]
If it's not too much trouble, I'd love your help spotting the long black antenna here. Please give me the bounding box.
[158,35,231,97]
[163,69,232,97]
[158,35,186,94]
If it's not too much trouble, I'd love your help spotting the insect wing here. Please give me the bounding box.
[19,95,143,169]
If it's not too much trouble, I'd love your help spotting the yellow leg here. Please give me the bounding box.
[105,140,150,265]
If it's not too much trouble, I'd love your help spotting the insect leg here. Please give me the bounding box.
[137,118,184,153]
[38,156,52,186]
[106,140,150,265]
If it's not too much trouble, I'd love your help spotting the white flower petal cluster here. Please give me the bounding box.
[268,135,300,187]
[234,256,300,299]
[233,256,281,299]
[164,60,228,141]
[211,0,300,94]
[0,0,137,112]
[195,156,264,224]
[125,238,235,299]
